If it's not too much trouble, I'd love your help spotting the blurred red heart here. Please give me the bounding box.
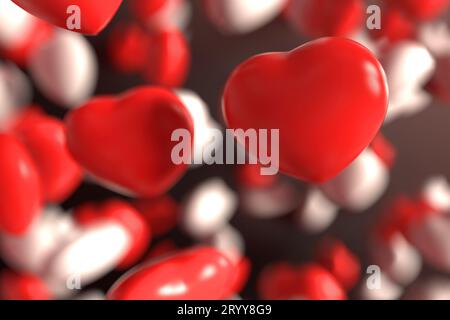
[65,87,193,197]
[0,134,41,235]
[107,247,235,300]
[15,116,83,203]
[223,37,388,183]
[11,0,123,35]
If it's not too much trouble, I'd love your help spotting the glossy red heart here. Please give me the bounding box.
[107,247,235,300]
[65,87,194,197]
[11,0,123,35]
[223,37,388,183]
[15,115,83,203]
[0,134,41,235]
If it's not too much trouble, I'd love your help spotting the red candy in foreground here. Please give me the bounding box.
[15,116,83,203]
[0,134,41,235]
[65,87,194,197]
[223,37,388,183]
[0,271,51,300]
[285,0,364,38]
[107,247,235,300]
[75,200,152,269]
[11,0,123,35]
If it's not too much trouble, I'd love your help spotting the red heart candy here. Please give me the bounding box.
[0,134,41,234]
[15,116,83,203]
[65,87,194,197]
[223,37,388,183]
[107,247,235,300]
[11,0,123,35]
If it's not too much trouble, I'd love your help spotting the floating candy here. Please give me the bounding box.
[401,178,450,273]
[370,231,422,287]
[11,0,123,35]
[108,23,153,74]
[319,141,393,212]
[417,22,450,103]
[0,0,52,66]
[129,0,191,32]
[0,134,41,235]
[0,207,77,275]
[175,89,221,166]
[384,0,450,22]
[240,180,300,219]
[29,30,98,108]
[133,196,179,238]
[0,62,32,127]
[297,136,395,233]
[65,87,194,197]
[297,188,339,233]
[74,200,151,269]
[369,7,415,44]
[14,115,83,203]
[381,41,436,123]
[0,270,52,300]
[223,37,388,183]
[314,239,361,291]
[108,25,190,88]
[43,221,131,296]
[417,21,450,57]
[258,263,347,300]
[181,178,238,239]
[202,0,287,35]
[285,0,364,38]
[143,30,190,87]
[107,247,235,300]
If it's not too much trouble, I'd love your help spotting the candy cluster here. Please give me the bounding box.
[0,0,450,300]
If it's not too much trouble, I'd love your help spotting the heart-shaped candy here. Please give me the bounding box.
[15,115,83,203]
[223,37,388,183]
[11,0,123,35]
[65,86,194,197]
